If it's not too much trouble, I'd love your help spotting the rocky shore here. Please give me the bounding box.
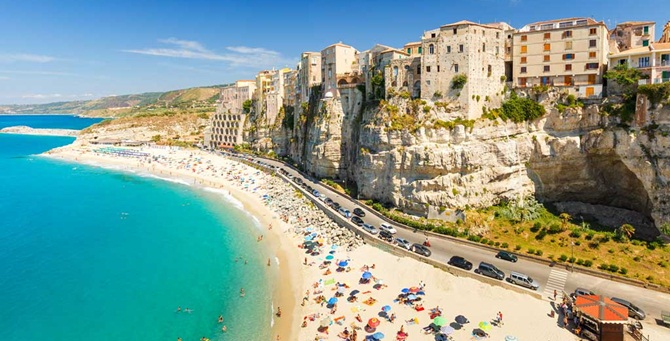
[0,125,79,137]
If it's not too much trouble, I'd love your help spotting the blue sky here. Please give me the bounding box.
[1,0,667,104]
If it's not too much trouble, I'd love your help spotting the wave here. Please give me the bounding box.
[202,187,244,210]
[138,172,192,187]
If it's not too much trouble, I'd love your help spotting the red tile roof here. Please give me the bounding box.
[575,295,628,323]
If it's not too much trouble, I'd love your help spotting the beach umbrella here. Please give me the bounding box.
[328,297,338,305]
[362,271,372,279]
[325,255,334,260]
[409,286,420,293]
[440,326,455,335]
[320,316,332,327]
[407,294,417,300]
[338,260,349,267]
[505,336,518,341]
[455,315,469,324]
[331,245,338,250]
[435,334,448,341]
[349,289,360,296]
[367,317,381,328]
[473,328,487,337]
[337,286,346,294]
[381,305,391,312]
[401,288,410,293]
[478,321,492,332]
[433,316,447,326]
[372,332,385,339]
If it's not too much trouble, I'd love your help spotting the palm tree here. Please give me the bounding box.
[619,224,635,240]
[559,213,571,232]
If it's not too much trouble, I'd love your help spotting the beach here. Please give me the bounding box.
[45,142,584,340]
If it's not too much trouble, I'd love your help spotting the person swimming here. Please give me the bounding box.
[240,288,246,297]
[218,315,223,323]
[184,308,193,313]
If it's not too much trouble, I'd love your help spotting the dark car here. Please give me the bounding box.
[331,202,341,210]
[611,297,646,320]
[475,262,505,280]
[411,243,432,257]
[324,198,333,206]
[378,230,393,242]
[448,256,473,271]
[351,216,364,226]
[353,208,366,217]
[495,251,518,263]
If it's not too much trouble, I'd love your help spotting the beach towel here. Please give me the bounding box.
[324,278,336,286]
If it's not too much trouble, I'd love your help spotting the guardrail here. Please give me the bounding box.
[235,152,668,294]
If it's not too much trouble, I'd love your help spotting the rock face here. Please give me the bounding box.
[244,89,670,238]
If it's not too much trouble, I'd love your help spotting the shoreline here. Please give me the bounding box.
[44,143,302,340]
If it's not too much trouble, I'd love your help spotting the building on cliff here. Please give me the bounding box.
[609,21,655,53]
[296,52,321,104]
[609,43,670,84]
[321,42,360,98]
[659,21,670,43]
[420,20,512,119]
[512,17,609,99]
[253,68,292,128]
[207,80,256,148]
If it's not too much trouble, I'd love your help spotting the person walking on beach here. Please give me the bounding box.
[553,290,557,301]
[496,311,504,326]
[276,307,282,317]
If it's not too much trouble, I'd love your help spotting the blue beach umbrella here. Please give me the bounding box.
[372,332,385,339]
[362,271,372,279]
[401,288,410,293]
[381,305,391,312]
[407,294,417,300]
[325,255,334,260]
[338,260,348,267]
[331,245,338,250]
[328,297,338,305]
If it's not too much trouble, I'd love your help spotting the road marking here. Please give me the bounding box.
[543,269,569,301]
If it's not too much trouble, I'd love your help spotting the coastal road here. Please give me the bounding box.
[220,151,670,326]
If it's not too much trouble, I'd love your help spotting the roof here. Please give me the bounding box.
[403,41,421,47]
[323,42,356,50]
[615,21,655,27]
[575,295,628,323]
[609,42,670,58]
[519,17,605,32]
[380,48,409,56]
[440,20,502,30]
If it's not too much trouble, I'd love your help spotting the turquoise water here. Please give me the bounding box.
[0,116,272,340]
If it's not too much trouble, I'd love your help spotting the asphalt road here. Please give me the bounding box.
[220,151,670,326]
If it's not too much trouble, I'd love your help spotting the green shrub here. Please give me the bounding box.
[638,82,670,106]
[583,260,593,267]
[531,222,542,233]
[494,241,501,247]
[501,242,509,249]
[619,268,628,275]
[451,74,468,90]
[559,254,568,262]
[487,240,495,246]
[576,259,584,265]
[600,235,610,243]
[599,263,609,270]
[633,256,641,262]
[585,232,595,240]
[515,245,522,251]
[527,248,535,254]
[575,241,581,246]
[497,92,546,122]
[535,249,543,256]
[659,261,668,268]
[535,229,547,240]
[568,256,576,263]
[608,264,619,273]
[548,223,562,234]
[481,238,489,244]
[569,230,582,238]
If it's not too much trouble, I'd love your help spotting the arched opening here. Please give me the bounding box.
[412,81,421,98]
[337,79,348,86]
[393,66,399,79]
[402,81,409,87]
[391,81,397,87]
[351,77,360,84]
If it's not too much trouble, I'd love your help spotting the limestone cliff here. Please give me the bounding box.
[248,89,670,238]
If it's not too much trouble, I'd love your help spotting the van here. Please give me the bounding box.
[508,271,540,290]
[475,262,505,280]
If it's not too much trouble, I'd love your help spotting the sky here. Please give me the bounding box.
[0,0,668,104]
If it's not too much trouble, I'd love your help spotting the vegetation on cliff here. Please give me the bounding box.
[483,91,546,122]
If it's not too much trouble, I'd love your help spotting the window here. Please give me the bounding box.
[521,35,527,42]
[459,44,464,53]
[429,44,434,54]
[544,65,550,72]
[447,46,451,53]
[496,32,500,38]
[541,76,551,85]
[426,66,431,72]
[618,58,626,65]
[544,55,550,62]
[496,46,499,55]
[417,65,421,74]
[418,47,422,54]
[407,48,411,54]
[520,45,527,54]
[454,64,459,72]
[520,66,527,73]
[431,33,436,38]
[437,65,440,72]
[589,39,596,48]
[563,53,575,60]
[544,32,551,39]
[563,30,572,38]
[589,28,597,35]
[564,75,572,85]
[520,57,527,64]
[453,28,457,35]
[586,63,599,70]
[543,43,551,51]
[642,40,649,47]
[565,64,572,71]
[638,57,650,67]
[519,77,527,87]
[644,26,649,35]
[482,43,486,52]
[588,74,596,84]
[565,41,572,50]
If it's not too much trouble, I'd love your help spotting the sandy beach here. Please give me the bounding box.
[45,142,592,341]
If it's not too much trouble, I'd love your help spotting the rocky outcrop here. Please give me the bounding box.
[248,89,670,238]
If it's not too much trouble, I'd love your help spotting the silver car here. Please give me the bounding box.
[394,237,411,250]
[362,223,378,234]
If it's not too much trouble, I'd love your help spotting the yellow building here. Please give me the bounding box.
[512,17,609,98]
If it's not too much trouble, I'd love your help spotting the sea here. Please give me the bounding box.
[0,115,273,340]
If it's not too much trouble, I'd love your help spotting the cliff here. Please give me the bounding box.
[244,88,670,239]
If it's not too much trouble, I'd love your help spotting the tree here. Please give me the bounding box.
[559,213,571,231]
[603,63,647,94]
[242,99,252,114]
[618,224,635,240]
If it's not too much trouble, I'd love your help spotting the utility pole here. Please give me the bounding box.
[571,242,575,272]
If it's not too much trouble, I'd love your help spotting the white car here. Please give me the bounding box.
[379,223,397,234]
[318,194,327,201]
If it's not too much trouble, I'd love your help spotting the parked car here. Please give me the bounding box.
[312,189,320,197]
[351,216,364,226]
[394,238,412,250]
[495,251,518,263]
[331,202,341,210]
[379,223,397,234]
[475,262,505,280]
[324,198,333,206]
[362,223,378,234]
[294,177,302,185]
[378,230,393,242]
[353,207,366,217]
[318,194,327,201]
[411,243,432,257]
[508,271,540,290]
[448,256,473,271]
[611,297,646,320]
[306,186,313,193]
[570,288,595,299]
[338,208,351,218]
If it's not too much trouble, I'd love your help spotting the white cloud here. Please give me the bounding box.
[124,38,292,68]
[21,93,63,99]
[0,54,55,63]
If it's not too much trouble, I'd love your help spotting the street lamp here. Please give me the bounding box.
[571,242,575,272]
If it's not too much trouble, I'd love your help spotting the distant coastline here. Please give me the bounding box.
[0,125,79,137]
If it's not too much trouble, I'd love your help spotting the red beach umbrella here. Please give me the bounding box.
[368,317,381,328]
[409,287,420,293]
